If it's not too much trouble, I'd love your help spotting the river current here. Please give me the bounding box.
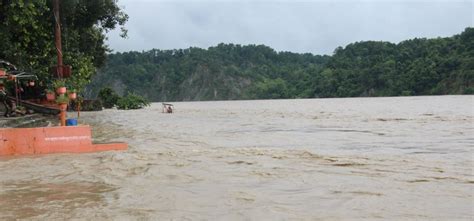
[0,95,473,220]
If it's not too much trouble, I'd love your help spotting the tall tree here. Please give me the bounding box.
[0,0,128,92]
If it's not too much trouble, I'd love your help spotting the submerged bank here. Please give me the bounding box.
[0,113,54,128]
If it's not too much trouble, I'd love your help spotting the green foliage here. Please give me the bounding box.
[64,54,95,93]
[97,87,149,110]
[89,28,473,101]
[55,94,69,104]
[251,78,289,99]
[89,44,329,101]
[116,93,150,110]
[312,28,474,97]
[98,87,120,108]
[0,0,128,92]
[52,79,66,88]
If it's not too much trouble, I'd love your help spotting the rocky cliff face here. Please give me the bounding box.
[86,44,325,101]
[89,64,254,102]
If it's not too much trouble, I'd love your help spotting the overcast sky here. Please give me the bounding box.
[106,0,473,55]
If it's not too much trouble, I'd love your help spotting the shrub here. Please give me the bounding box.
[116,93,150,110]
[70,97,103,111]
[98,87,120,108]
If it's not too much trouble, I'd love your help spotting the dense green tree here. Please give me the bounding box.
[0,0,127,92]
[308,28,473,97]
[98,87,119,108]
[116,92,150,110]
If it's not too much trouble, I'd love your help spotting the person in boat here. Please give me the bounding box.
[0,83,15,117]
[162,103,173,113]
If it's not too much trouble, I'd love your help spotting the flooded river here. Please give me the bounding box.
[0,95,473,220]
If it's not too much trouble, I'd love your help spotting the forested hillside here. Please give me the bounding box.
[88,27,473,101]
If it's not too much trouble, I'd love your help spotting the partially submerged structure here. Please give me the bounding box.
[162,103,174,113]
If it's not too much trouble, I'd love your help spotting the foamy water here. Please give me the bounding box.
[1,95,473,220]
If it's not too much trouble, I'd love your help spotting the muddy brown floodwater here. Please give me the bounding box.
[0,95,473,220]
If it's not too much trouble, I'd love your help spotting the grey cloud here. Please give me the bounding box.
[106,0,473,55]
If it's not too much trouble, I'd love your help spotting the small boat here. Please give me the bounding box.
[162,103,174,113]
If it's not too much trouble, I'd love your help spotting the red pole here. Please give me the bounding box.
[14,79,18,106]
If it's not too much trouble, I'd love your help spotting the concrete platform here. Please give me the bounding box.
[0,125,127,156]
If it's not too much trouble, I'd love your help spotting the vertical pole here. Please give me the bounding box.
[77,100,80,119]
[60,106,66,126]
[54,0,66,126]
[14,79,18,106]
[53,0,63,78]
